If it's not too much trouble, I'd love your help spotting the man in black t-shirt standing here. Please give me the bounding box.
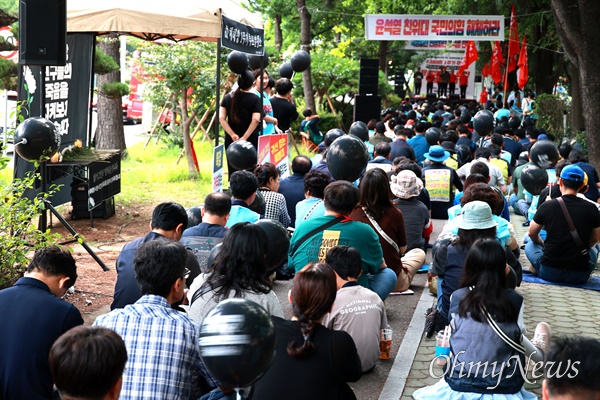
[526,165,600,284]
[413,67,424,96]
[270,78,299,132]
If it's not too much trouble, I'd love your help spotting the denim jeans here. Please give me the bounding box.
[368,267,398,300]
[525,241,598,284]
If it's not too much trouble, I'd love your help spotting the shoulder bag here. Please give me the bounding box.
[557,197,589,256]
[361,207,400,254]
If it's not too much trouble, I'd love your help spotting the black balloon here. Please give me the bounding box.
[290,50,311,72]
[425,127,441,146]
[186,206,202,229]
[327,135,369,182]
[455,144,472,167]
[279,62,293,79]
[14,117,61,161]
[521,164,549,195]
[248,53,269,70]
[254,219,290,272]
[460,111,471,124]
[227,51,249,74]
[529,140,559,169]
[324,129,345,147]
[508,116,521,130]
[226,140,257,171]
[199,299,276,388]
[473,110,494,137]
[349,121,369,142]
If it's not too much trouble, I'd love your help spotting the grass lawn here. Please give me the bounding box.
[0,133,312,209]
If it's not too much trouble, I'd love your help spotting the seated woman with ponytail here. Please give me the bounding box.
[251,263,362,400]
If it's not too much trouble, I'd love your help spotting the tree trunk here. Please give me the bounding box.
[95,36,125,152]
[274,14,283,53]
[569,65,585,132]
[551,0,600,166]
[297,0,316,112]
[179,88,198,177]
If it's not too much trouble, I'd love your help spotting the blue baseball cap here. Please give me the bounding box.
[560,165,585,183]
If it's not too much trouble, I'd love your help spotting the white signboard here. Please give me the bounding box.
[365,15,504,42]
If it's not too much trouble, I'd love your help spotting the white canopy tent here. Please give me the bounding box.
[66,0,264,144]
[66,0,263,41]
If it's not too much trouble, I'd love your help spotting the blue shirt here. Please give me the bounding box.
[95,295,217,398]
[0,277,83,400]
[295,197,326,228]
[227,200,260,227]
[182,222,227,239]
[278,173,306,227]
[407,134,429,164]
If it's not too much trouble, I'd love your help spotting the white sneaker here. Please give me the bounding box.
[531,322,552,355]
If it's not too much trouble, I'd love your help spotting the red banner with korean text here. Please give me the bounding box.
[490,41,505,84]
[458,41,478,75]
[365,14,504,42]
[257,134,290,179]
[507,5,519,73]
[518,35,528,89]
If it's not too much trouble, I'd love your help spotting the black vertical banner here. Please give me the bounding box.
[221,15,264,55]
[15,33,94,205]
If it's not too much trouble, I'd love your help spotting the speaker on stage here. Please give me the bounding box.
[449,94,460,101]
[354,95,381,124]
[426,93,437,103]
[19,0,67,65]
[359,59,379,95]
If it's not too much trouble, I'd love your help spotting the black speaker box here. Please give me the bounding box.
[449,94,460,101]
[426,93,438,102]
[19,0,67,65]
[359,58,379,95]
[353,95,381,124]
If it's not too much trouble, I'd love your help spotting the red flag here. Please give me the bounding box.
[507,5,519,73]
[458,40,478,76]
[518,35,528,89]
[490,41,505,84]
[481,63,490,77]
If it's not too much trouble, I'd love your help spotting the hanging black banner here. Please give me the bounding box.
[15,33,94,206]
[221,15,264,55]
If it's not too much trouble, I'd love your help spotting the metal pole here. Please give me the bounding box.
[215,41,221,147]
[2,90,7,156]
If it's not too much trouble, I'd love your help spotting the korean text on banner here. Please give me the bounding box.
[212,144,225,192]
[221,15,264,55]
[258,134,289,179]
[365,15,504,42]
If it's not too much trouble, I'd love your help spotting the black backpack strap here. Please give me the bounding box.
[291,216,344,254]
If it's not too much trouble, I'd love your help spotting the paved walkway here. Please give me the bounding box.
[382,209,600,400]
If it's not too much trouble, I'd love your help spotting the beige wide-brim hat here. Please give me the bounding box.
[390,170,423,199]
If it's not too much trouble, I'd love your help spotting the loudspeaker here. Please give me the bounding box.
[353,95,381,124]
[359,58,379,95]
[449,94,460,101]
[19,0,66,65]
[426,93,438,103]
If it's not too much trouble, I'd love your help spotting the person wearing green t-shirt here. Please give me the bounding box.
[289,181,397,300]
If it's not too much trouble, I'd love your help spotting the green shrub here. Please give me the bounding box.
[94,48,120,75]
[0,161,61,288]
[534,94,566,140]
[99,82,129,99]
